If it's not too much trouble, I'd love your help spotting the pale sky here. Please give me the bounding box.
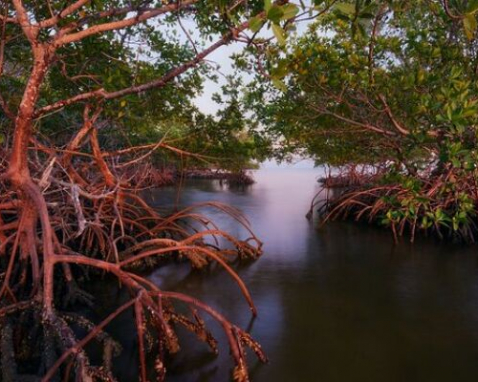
[189,17,311,116]
[193,43,243,115]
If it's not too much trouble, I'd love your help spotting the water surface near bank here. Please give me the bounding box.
[127,165,478,381]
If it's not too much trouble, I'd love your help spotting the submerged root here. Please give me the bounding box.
[319,166,478,243]
[0,139,265,381]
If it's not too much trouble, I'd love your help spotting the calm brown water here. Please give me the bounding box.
[106,166,478,382]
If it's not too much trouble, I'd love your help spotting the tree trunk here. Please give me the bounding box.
[6,44,57,313]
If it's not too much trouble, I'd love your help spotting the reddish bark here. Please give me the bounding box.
[0,1,267,380]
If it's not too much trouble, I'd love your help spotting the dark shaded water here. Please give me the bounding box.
[112,166,478,381]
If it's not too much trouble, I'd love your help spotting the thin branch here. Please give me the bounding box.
[177,9,198,55]
[56,2,156,35]
[368,4,388,85]
[309,103,396,136]
[38,0,91,28]
[442,0,462,20]
[54,0,200,47]
[37,20,252,115]
[12,0,39,42]
[378,94,410,136]
[0,2,8,77]
[0,93,14,120]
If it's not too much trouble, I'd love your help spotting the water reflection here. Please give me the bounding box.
[128,166,478,381]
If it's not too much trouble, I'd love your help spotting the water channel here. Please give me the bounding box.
[106,163,478,382]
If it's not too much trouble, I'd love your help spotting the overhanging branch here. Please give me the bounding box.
[36,19,253,116]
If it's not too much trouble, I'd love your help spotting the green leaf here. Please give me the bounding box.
[463,13,477,40]
[335,3,356,16]
[272,78,287,92]
[452,158,461,168]
[268,5,284,24]
[359,12,375,19]
[452,217,459,231]
[249,16,264,33]
[282,4,300,20]
[264,0,272,12]
[272,23,286,46]
[270,59,289,79]
[467,0,478,13]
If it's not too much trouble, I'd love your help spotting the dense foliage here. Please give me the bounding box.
[0,1,316,381]
[0,1,270,173]
[241,0,478,240]
[5,1,478,381]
